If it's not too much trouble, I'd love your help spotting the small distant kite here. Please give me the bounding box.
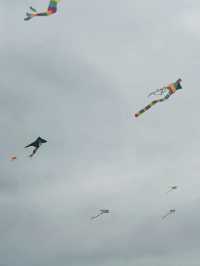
[24,0,61,21]
[91,209,110,220]
[134,79,182,118]
[162,209,176,220]
[10,156,17,161]
[25,137,47,157]
[166,186,178,194]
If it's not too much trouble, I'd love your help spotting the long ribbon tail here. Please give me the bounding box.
[91,213,102,220]
[24,13,33,21]
[148,87,168,98]
[134,94,170,118]
[134,100,160,118]
[162,212,170,220]
[148,89,162,97]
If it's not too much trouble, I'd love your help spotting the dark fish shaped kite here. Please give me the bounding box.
[25,137,47,157]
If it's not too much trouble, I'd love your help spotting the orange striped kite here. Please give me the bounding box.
[134,79,182,118]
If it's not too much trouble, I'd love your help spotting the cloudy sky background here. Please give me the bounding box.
[1,0,200,265]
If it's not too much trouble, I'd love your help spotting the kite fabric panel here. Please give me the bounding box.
[48,0,61,14]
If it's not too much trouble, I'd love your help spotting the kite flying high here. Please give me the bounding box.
[24,0,61,21]
[162,209,176,220]
[25,137,47,157]
[166,186,178,194]
[91,209,110,220]
[134,79,182,118]
[10,156,17,161]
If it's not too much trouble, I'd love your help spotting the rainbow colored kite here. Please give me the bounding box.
[134,79,182,118]
[24,0,61,21]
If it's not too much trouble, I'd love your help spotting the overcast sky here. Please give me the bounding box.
[1,0,200,265]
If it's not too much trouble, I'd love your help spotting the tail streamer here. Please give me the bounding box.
[134,95,169,118]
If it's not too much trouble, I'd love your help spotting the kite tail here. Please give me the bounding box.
[30,6,37,12]
[29,147,39,158]
[162,213,170,220]
[134,100,160,118]
[33,9,57,17]
[148,87,169,98]
[134,94,170,118]
[24,13,34,21]
[91,213,102,220]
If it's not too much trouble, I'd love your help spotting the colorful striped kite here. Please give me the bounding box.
[24,0,61,21]
[134,79,182,118]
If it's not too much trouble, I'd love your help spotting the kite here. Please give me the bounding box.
[166,186,178,194]
[134,79,182,118]
[91,209,110,220]
[10,156,17,161]
[162,209,176,220]
[24,0,61,21]
[25,137,47,157]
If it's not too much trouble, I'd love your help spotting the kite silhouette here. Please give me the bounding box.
[25,137,47,157]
